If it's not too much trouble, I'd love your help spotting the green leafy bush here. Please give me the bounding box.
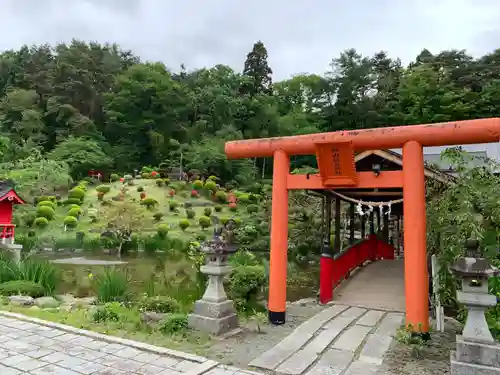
[37,200,56,210]
[95,268,131,303]
[179,219,190,231]
[169,200,180,211]
[215,191,227,203]
[186,209,195,219]
[157,224,169,238]
[68,207,81,218]
[204,180,217,192]
[155,179,164,187]
[65,198,81,205]
[163,178,170,186]
[203,207,212,217]
[199,215,211,229]
[70,204,81,210]
[96,185,111,194]
[153,212,164,222]
[124,174,133,181]
[184,201,192,209]
[192,180,203,190]
[214,205,223,212]
[159,313,188,334]
[34,217,49,228]
[141,172,150,179]
[247,204,259,214]
[110,173,120,182]
[141,198,158,210]
[92,302,122,323]
[69,187,86,200]
[63,216,78,228]
[137,186,144,192]
[238,194,250,204]
[0,280,45,297]
[36,206,55,220]
[229,265,266,302]
[138,296,180,313]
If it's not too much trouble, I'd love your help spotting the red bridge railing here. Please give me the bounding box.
[319,234,395,304]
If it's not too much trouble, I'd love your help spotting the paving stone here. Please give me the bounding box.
[356,310,385,327]
[0,364,22,375]
[72,360,106,374]
[30,364,81,374]
[375,312,404,335]
[359,333,393,364]
[305,349,354,375]
[137,363,168,374]
[332,325,372,352]
[1,353,32,366]
[322,307,366,330]
[249,304,348,370]
[343,360,379,375]
[10,357,48,371]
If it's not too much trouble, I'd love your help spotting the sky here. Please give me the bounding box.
[1,0,500,80]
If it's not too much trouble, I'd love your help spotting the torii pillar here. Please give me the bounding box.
[225,118,500,333]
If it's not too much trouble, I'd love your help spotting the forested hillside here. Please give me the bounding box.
[1,39,500,196]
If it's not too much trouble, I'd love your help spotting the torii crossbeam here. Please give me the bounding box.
[225,118,500,333]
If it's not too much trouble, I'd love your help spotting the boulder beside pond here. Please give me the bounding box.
[35,296,60,309]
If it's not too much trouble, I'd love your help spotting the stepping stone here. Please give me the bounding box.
[359,333,393,365]
[343,361,379,375]
[305,349,353,375]
[331,325,372,352]
[356,310,385,327]
[375,312,404,335]
[249,305,347,371]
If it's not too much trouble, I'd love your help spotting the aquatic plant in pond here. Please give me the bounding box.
[95,268,131,303]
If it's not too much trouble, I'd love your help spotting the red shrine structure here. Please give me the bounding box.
[0,180,25,243]
[224,118,500,334]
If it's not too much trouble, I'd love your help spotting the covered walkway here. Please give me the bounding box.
[333,260,405,312]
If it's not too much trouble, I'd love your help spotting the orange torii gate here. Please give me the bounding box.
[225,118,500,333]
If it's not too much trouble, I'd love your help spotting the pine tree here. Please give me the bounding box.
[242,41,273,96]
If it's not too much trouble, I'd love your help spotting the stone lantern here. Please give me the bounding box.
[188,220,239,335]
[450,238,500,373]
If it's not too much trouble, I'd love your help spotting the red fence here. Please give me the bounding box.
[319,235,395,304]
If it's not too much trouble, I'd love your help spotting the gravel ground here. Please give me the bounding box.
[377,318,462,375]
[205,299,324,369]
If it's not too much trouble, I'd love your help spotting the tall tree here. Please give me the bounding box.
[242,41,273,96]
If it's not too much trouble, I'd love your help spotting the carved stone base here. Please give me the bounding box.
[188,299,239,335]
[450,336,500,374]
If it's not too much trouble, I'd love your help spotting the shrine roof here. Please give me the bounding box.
[0,180,25,204]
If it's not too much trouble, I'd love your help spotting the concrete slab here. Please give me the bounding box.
[356,310,385,327]
[305,349,353,375]
[358,333,393,364]
[331,325,372,352]
[343,360,380,375]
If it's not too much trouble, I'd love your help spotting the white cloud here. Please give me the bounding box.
[1,0,499,80]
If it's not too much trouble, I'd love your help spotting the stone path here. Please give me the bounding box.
[0,312,262,375]
[249,304,404,375]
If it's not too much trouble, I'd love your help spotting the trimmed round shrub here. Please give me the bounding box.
[124,174,133,181]
[215,191,227,203]
[179,219,190,231]
[0,280,45,298]
[229,265,266,302]
[70,204,81,210]
[156,224,169,238]
[186,209,195,219]
[203,207,212,217]
[63,216,78,228]
[153,212,164,222]
[247,204,259,214]
[141,198,158,210]
[69,187,85,200]
[155,179,164,187]
[36,206,55,220]
[192,180,203,190]
[163,178,170,186]
[96,185,111,194]
[214,205,223,212]
[110,173,120,182]
[141,172,150,179]
[184,201,193,209]
[34,196,49,204]
[238,194,250,204]
[208,175,218,181]
[34,217,49,228]
[204,180,217,192]
[37,200,56,210]
[68,207,81,218]
[65,198,81,205]
[137,186,144,192]
[169,200,180,211]
[138,296,179,313]
[159,313,188,334]
[199,215,211,229]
